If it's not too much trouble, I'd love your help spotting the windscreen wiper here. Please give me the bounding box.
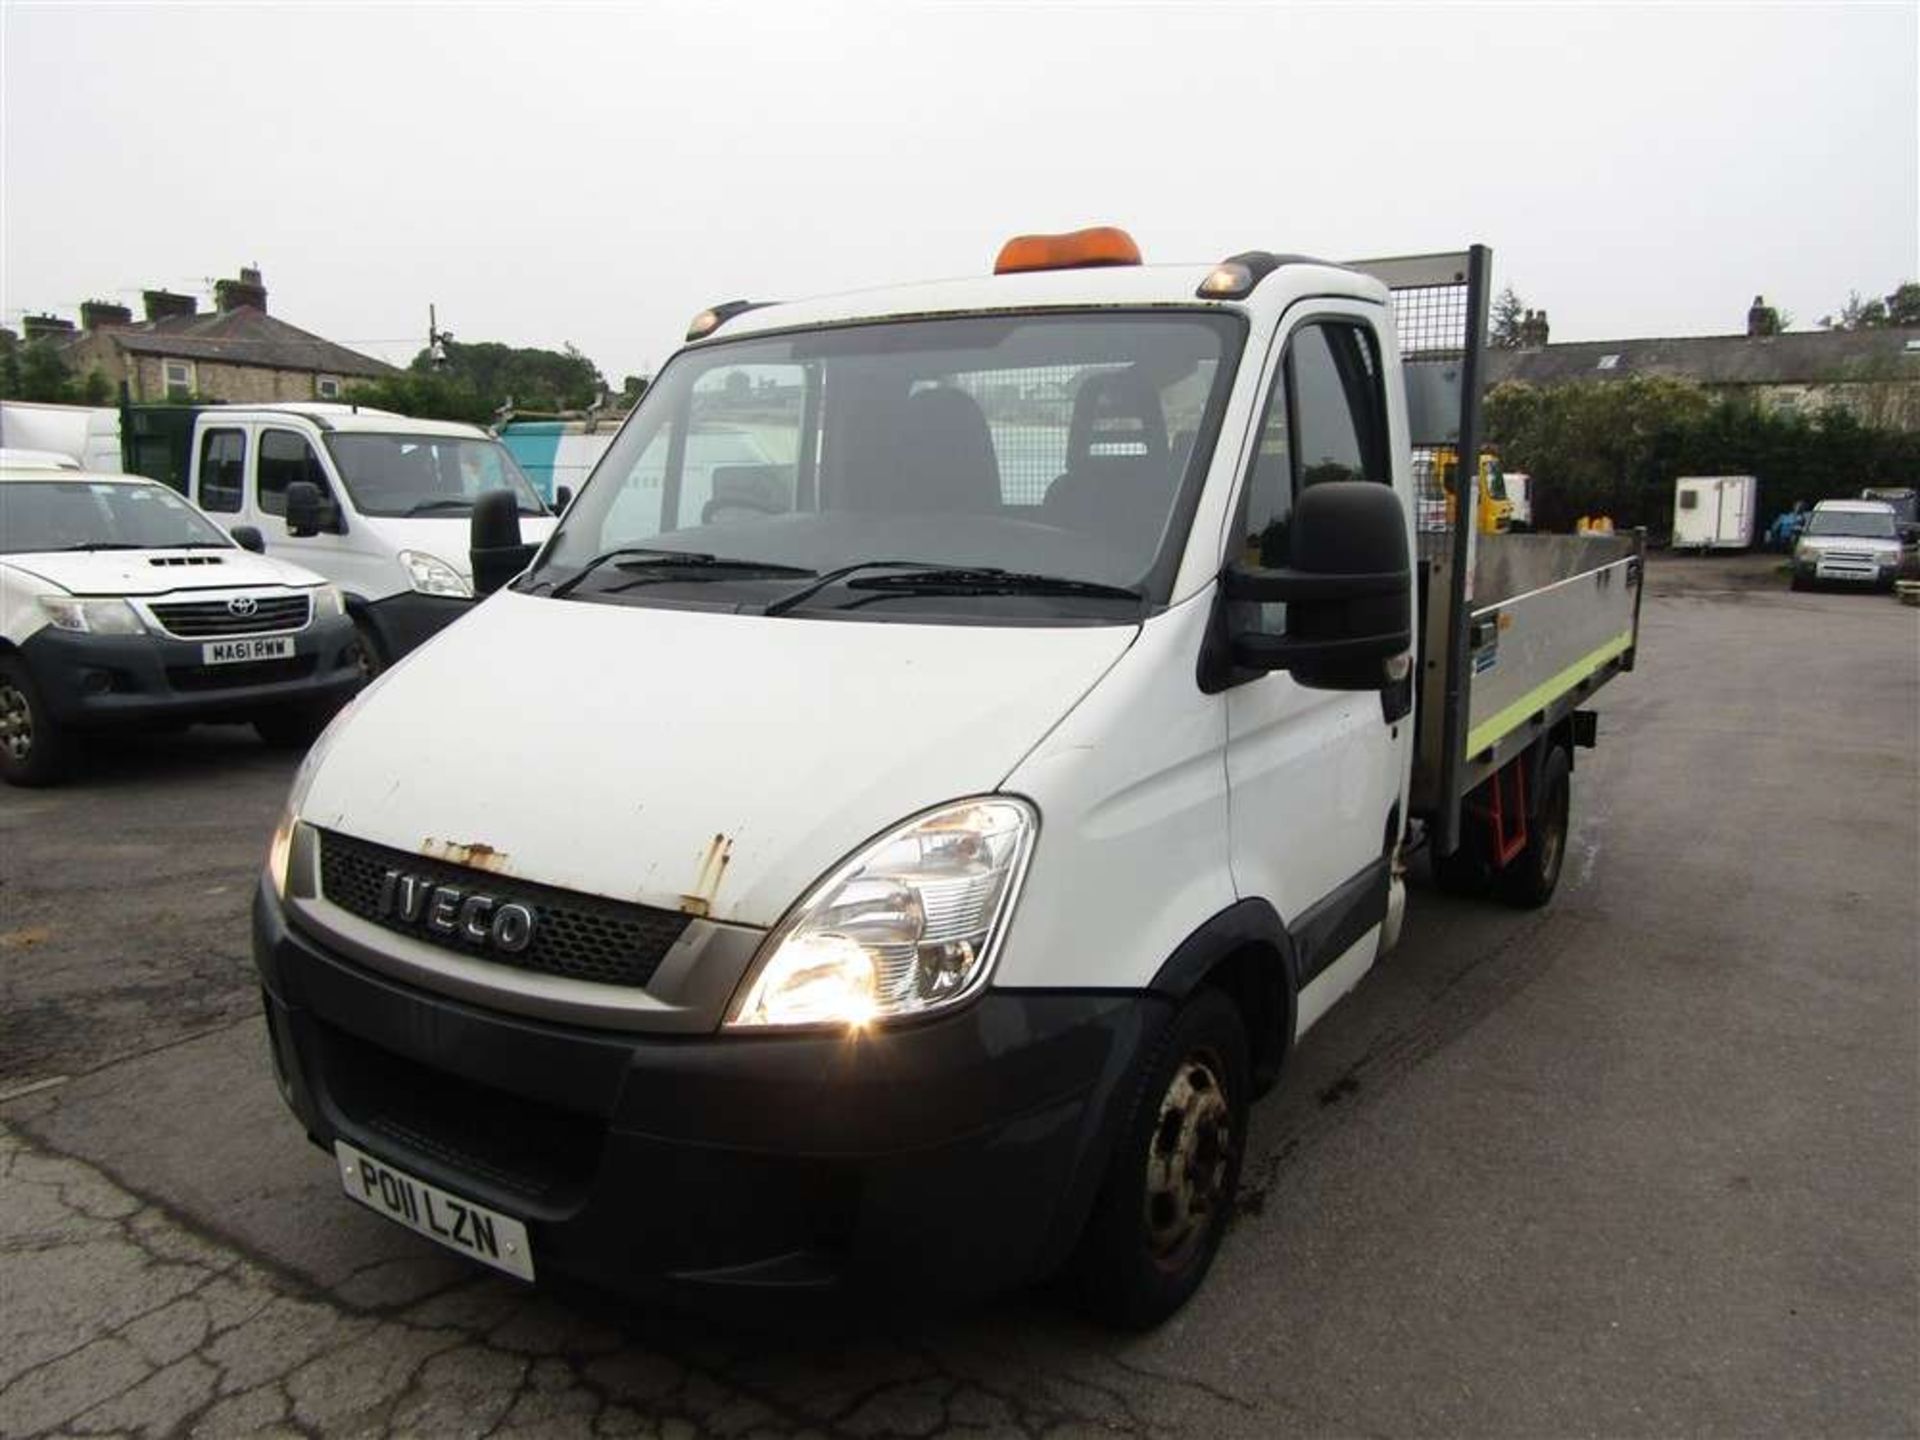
[848,567,1145,605]
[54,542,141,551]
[550,548,813,600]
[760,560,959,617]
[404,498,477,516]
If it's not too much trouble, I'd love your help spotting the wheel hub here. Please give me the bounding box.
[1143,1052,1233,1266]
[0,683,32,761]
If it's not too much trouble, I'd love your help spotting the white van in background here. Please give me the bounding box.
[121,404,559,673]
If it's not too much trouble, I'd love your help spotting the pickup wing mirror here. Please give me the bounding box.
[1222,481,1411,691]
[283,481,341,537]
[229,525,266,554]
[471,489,537,596]
[553,485,573,513]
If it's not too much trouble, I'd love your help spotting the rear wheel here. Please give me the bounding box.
[1075,986,1249,1330]
[1495,745,1571,910]
[0,658,71,787]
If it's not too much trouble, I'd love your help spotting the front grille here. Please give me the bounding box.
[318,830,691,989]
[167,655,316,691]
[151,594,310,637]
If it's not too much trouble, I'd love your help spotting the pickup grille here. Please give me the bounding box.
[151,594,310,637]
[317,830,691,990]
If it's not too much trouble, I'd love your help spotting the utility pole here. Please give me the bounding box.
[428,305,454,370]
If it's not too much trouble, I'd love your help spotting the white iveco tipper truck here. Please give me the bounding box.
[254,231,1642,1327]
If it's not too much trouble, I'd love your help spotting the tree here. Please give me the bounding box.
[406,338,607,412]
[0,333,115,405]
[343,372,496,425]
[1819,282,1919,330]
[1490,286,1527,349]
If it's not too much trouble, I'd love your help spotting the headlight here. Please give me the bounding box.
[398,550,473,599]
[311,584,346,619]
[265,690,362,899]
[39,597,147,635]
[726,798,1037,1031]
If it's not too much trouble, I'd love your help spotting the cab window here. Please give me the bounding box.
[198,428,246,514]
[256,429,332,516]
[1234,319,1389,628]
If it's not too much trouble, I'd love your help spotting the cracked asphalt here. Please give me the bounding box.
[2,554,1916,1439]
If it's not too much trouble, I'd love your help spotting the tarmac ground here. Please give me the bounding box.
[2,550,1915,1438]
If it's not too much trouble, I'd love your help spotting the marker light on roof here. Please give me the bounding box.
[1198,262,1256,299]
[994,227,1142,275]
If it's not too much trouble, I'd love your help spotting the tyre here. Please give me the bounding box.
[1075,986,1249,1330]
[0,657,72,787]
[1495,745,1571,910]
[350,617,385,684]
[254,703,336,750]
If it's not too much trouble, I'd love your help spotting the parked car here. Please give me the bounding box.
[1859,486,1919,545]
[1790,499,1904,591]
[0,467,360,784]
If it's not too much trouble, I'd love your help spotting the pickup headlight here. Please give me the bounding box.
[311,584,346,619]
[726,798,1037,1030]
[39,597,146,635]
[398,550,473,599]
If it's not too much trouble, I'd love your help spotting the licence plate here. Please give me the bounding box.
[334,1141,534,1280]
[202,635,294,665]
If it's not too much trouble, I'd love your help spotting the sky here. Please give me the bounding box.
[3,1,1916,385]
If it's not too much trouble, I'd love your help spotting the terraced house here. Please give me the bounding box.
[43,267,392,405]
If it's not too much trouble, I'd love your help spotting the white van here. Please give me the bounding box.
[0,467,359,784]
[253,235,1641,1326]
[123,404,558,673]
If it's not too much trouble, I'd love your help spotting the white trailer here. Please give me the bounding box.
[1672,474,1757,550]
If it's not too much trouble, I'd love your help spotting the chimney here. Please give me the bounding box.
[80,300,134,332]
[143,289,198,323]
[214,266,267,314]
[1747,294,1778,338]
[1533,309,1550,345]
[21,314,76,343]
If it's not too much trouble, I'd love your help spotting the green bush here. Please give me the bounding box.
[1486,378,1920,535]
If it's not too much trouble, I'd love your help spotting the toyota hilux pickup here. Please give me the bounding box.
[0,466,359,784]
[254,232,1641,1326]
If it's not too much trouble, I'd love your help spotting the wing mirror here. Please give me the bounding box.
[284,481,340,537]
[471,489,537,596]
[230,525,266,554]
[1218,480,1411,692]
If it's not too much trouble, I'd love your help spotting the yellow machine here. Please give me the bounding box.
[1435,448,1514,534]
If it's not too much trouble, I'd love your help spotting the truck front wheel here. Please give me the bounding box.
[1495,745,1571,910]
[1074,986,1249,1330]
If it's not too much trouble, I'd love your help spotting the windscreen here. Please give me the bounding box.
[1806,508,1897,539]
[533,311,1239,615]
[0,480,233,554]
[325,434,547,518]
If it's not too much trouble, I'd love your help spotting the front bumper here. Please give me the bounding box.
[1796,550,1901,587]
[20,616,361,727]
[253,885,1161,1306]
[356,592,475,663]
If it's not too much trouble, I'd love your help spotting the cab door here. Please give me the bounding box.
[252,425,383,595]
[1220,308,1409,1015]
